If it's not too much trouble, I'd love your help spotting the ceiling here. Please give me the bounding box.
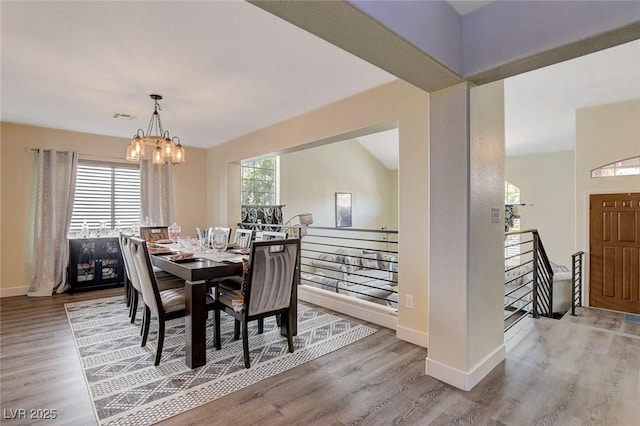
[505,39,640,156]
[2,1,638,161]
[355,129,399,171]
[447,1,494,16]
[1,1,396,149]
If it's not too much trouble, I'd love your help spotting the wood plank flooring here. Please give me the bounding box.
[1,288,639,425]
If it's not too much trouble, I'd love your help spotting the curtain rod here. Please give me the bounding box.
[28,147,127,163]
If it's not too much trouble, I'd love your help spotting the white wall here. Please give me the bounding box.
[427,81,506,390]
[389,170,399,229]
[505,151,576,264]
[279,139,397,230]
[207,80,430,345]
[576,98,640,304]
[0,122,208,296]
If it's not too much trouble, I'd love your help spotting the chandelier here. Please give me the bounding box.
[125,94,186,164]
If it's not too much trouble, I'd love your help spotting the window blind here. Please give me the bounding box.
[70,162,140,234]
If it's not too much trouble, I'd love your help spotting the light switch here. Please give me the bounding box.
[491,208,501,224]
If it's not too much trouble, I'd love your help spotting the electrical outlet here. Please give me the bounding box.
[405,294,414,309]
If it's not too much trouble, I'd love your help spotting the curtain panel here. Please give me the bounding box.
[29,149,78,296]
[140,159,174,227]
[240,205,284,230]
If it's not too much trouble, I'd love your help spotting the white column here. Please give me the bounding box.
[427,81,505,391]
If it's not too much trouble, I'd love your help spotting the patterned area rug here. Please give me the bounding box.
[65,296,377,425]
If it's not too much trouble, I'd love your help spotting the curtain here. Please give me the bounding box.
[505,204,515,232]
[29,150,78,296]
[241,205,284,230]
[140,159,174,226]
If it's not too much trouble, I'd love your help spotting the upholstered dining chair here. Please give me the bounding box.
[129,236,215,366]
[139,226,169,243]
[119,233,184,325]
[232,228,253,249]
[257,230,287,241]
[119,233,140,322]
[214,238,300,368]
[216,227,232,243]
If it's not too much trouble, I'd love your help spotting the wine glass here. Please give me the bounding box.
[168,223,181,247]
[212,227,228,259]
[196,227,212,252]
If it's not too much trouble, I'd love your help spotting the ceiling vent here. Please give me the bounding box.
[112,113,134,120]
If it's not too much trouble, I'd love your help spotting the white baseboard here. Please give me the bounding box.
[0,286,29,298]
[396,324,428,348]
[425,343,505,391]
[298,285,397,330]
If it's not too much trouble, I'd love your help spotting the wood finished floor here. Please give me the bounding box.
[1,288,639,425]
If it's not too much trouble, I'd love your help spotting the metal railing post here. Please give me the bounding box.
[570,251,584,316]
[532,232,539,318]
[578,254,583,309]
[571,253,577,316]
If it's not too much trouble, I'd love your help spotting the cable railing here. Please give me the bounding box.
[504,229,554,331]
[571,251,585,316]
[235,222,399,308]
[299,226,398,309]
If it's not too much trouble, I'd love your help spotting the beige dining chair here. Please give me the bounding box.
[139,226,169,243]
[119,233,141,323]
[214,238,299,368]
[233,228,254,249]
[217,227,232,243]
[129,237,215,366]
[119,233,184,326]
[257,230,287,241]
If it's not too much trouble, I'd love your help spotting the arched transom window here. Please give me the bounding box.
[591,156,640,177]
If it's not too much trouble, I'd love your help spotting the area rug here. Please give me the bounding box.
[625,314,640,325]
[65,296,377,425]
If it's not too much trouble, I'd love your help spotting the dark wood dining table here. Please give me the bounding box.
[150,254,242,369]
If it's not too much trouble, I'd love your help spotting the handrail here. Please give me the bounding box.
[534,230,554,317]
[304,225,398,234]
[505,228,539,236]
[571,251,585,316]
[504,229,554,332]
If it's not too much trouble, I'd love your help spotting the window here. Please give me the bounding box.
[591,156,640,177]
[504,181,522,266]
[241,156,279,205]
[504,181,521,232]
[505,181,521,204]
[70,161,140,234]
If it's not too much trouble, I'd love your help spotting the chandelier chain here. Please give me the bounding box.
[147,98,165,138]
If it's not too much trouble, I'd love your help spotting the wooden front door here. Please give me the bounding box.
[589,193,640,314]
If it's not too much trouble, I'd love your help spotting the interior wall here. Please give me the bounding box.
[575,98,640,303]
[207,80,430,345]
[388,170,399,229]
[467,80,506,377]
[279,139,396,229]
[505,150,576,264]
[0,122,207,296]
[427,81,505,390]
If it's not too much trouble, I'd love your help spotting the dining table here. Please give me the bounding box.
[150,249,243,369]
[150,245,299,369]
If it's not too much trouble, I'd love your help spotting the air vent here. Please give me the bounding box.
[112,113,134,120]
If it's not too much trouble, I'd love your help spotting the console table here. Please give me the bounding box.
[68,237,124,293]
